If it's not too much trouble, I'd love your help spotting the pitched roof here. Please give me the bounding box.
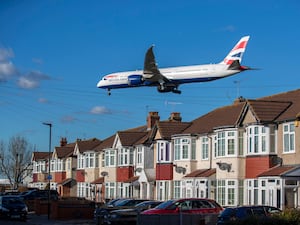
[117,131,148,146]
[157,121,192,139]
[124,176,139,183]
[258,165,296,177]
[94,135,115,151]
[55,146,74,158]
[183,102,245,134]
[259,89,300,122]
[247,100,292,122]
[76,138,102,153]
[32,152,51,161]
[91,177,104,184]
[184,168,216,178]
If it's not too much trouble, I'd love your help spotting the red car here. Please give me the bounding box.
[142,198,223,215]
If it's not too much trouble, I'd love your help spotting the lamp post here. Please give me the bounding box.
[43,122,52,220]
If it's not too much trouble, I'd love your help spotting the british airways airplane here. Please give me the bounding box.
[97,36,251,95]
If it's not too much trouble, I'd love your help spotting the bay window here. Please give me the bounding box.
[283,122,295,153]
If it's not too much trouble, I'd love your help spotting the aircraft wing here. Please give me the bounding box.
[143,46,170,84]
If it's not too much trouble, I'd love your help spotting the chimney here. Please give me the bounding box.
[147,112,160,130]
[60,137,67,147]
[233,96,246,105]
[169,112,182,122]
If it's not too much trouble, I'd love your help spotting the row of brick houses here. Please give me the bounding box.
[31,89,300,209]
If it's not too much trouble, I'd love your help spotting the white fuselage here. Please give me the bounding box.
[97,63,238,89]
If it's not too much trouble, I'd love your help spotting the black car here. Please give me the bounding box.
[0,195,28,221]
[94,199,148,225]
[107,200,163,225]
[216,205,281,225]
[20,189,59,200]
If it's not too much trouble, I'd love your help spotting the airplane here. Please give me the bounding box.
[97,36,251,95]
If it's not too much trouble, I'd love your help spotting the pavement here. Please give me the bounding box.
[26,213,94,225]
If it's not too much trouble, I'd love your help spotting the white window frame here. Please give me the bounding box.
[118,148,133,166]
[105,149,116,167]
[105,182,116,199]
[201,137,209,160]
[173,180,181,199]
[215,130,237,157]
[217,179,237,206]
[283,122,295,153]
[157,141,171,163]
[173,137,196,161]
[246,125,271,155]
[136,146,143,166]
[77,154,85,169]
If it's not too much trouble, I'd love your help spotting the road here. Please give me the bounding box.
[0,214,94,225]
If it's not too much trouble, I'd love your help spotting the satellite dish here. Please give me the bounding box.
[101,171,108,177]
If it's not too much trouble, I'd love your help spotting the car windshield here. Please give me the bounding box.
[115,199,132,206]
[3,196,23,205]
[155,200,175,209]
[220,208,235,217]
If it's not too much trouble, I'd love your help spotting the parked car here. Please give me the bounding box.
[20,189,59,200]
[142,198,223,215]
[94,198,149,225]
[107,200,163,225]
[216,205,282,225]
[0,195,28,221]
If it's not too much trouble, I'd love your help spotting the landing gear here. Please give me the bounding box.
[172,89,181,94]
[107,89,111,96]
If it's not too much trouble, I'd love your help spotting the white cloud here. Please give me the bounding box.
[17,71,51,89]
[38,98,49,104]
[90,106,112,115]
[0,47,17,82]
[0,47,14,62]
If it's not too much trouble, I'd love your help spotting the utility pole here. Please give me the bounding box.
[43,122,52,220]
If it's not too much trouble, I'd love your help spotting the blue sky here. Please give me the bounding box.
[1,0,299,151]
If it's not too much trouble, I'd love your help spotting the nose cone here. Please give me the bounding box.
[97,79,103,88]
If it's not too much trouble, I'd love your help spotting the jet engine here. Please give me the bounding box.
[127,75,144,86]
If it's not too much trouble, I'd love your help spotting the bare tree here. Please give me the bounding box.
[0,136,33,189]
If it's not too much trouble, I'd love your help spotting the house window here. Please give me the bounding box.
[215,130,237,157]
[136,146,143,165]
[157,141,171,162]
[174,180,181,199]
[191,139,196,160]
[77,154,85,169]
[50,159,55,172]
[173,138,196,161]
[283,123,295,153]
[217,179,237,206]
[105,150,116,167]
[201,137,209,160]
[217,180,225,206]
[118,148,133,166]
[85,152,96,168]
[101,153,105,167]
[157,181,170,201]
[67,158,71,170]
[56,159,65,171]
[105,182,116,199]
[247,126,270,155]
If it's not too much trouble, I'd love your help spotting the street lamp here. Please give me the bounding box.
[43,122,52,220]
